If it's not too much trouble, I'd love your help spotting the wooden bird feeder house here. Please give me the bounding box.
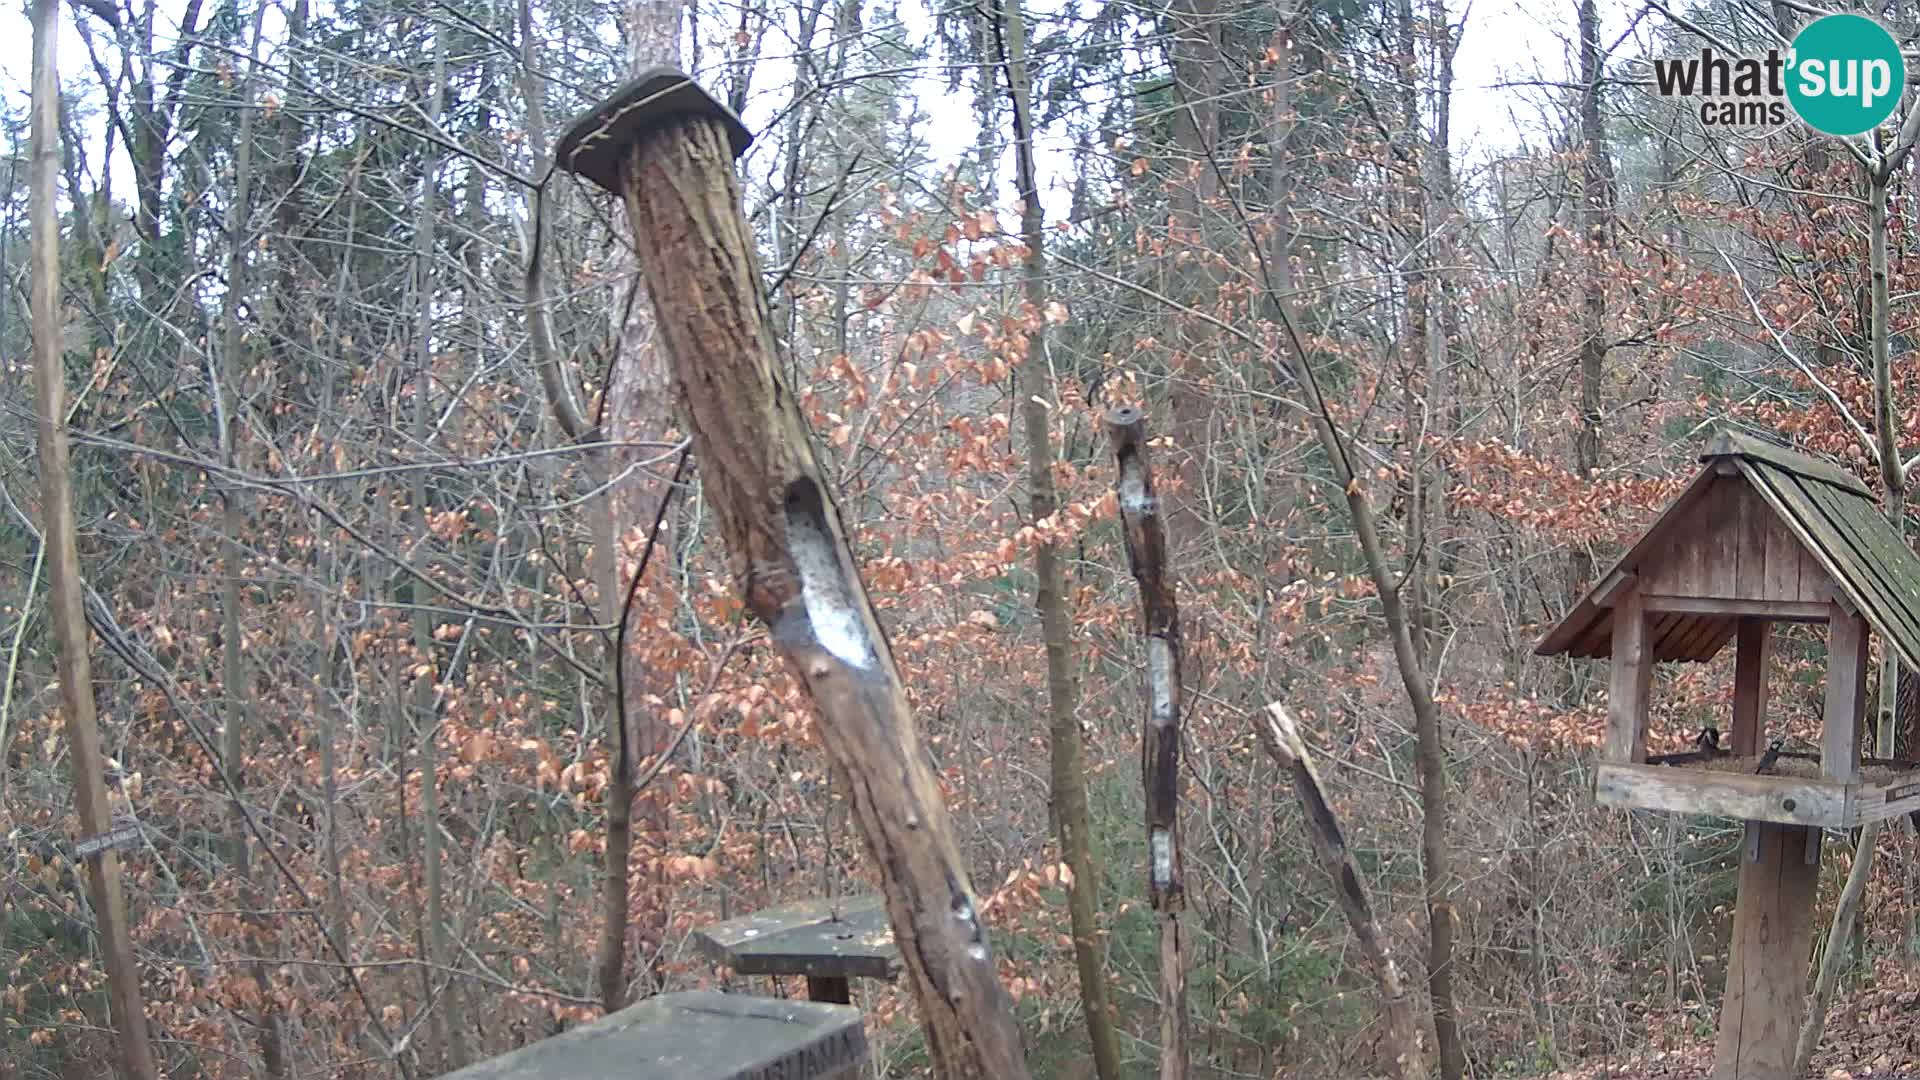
[1537,431,1920,1080]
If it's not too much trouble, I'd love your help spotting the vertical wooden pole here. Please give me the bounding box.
[1713,611,1863,1078]
[806,976,852,1005]
[29,1,160,1075]
[1106,408,1188,1080]
[1823,607,1868,782]
[1731,618,1770,756]
[1606,591,1651,763]
[1713,822,1819,1080]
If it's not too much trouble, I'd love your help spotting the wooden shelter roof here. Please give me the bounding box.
[1536,431,1920,671]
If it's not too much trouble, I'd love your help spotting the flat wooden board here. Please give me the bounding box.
[694,896,898,981]
[439,991,867,1079]
[1597,761,1920,827]
[1596,762,1850,827]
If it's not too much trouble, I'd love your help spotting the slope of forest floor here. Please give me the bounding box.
[1536,962,1920,1079]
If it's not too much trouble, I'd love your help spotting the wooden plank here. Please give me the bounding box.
[1805,477,1920,672]
[1743,466,1914,651]
[1703,429,1872,497]
[1789,473,1920,657]
[1640,596,1830,620]
[1735,482,1772,599]
[1732,619,1771,757]
[1591,569,1637,608]
[1594,763,1851,826]
[1758,485,1811,602]
[693,896,897,981]
[1669,614,1730,662]
[441,990,869,1080]
[1537,467,1722,657]
[1704,478,1742,599]
[1607,592,1652,763]
[1690,622,1738,662]
[1854,772,1920,823]
[1712,823,1822,1080]
[1823,606,1869,783]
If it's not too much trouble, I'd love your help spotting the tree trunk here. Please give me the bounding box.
[1570,0,1613,610]
[1257,705,1427,1080]
[29,0,159,1072]
[998,3,1122,1077]
[216,8,288,1072]
[1800,155,1908,1068]
[1261,199,1461,1080]
[411,30,470,1070]
[1108,409,1189,1080]
[579,96,1032,1077]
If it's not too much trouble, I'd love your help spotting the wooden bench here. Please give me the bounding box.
[439,991,867,1079]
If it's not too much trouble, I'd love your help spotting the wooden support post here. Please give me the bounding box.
[1106,407,1188,1080]
[1713,821,1820,1080]
[554,71,1030,1078]
[1824,606,1869,782]
[806,976,852,1005]
[1607,590,1652,763]
[1731,618,1770,756]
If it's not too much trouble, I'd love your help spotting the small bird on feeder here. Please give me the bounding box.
[1755,737,1786,774]
[1694,726,1723,755]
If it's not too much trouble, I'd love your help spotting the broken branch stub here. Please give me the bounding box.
[1257,704,1427,1080]
[555,71,1031,1080]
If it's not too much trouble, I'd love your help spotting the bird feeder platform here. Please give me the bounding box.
[1596,756,1920,828]
[438,990,867,1080]
[1537,431,1920,1080]
[693,895,898,1004]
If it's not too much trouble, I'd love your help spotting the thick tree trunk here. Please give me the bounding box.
[595,105,1031,1077]
[1108,409,1189,1080]
[1257,705,1426,1080]
[997,3,1122,1077]
[29,1,159,1072]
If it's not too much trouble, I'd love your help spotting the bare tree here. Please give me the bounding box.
[28,0,158,1073]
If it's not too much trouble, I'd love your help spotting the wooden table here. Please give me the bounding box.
[693,895,898,1004]
[438,990,867,1079]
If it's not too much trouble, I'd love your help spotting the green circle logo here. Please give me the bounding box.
[1787,14,1905,136]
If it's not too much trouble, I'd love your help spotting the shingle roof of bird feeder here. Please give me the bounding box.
[553,66,752,194]
[1536,430,1920,671]
[693,895,898,982]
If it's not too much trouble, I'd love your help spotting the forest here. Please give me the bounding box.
[9,0,1920,1076]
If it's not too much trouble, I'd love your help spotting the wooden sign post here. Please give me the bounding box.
[553,70,1030,1078]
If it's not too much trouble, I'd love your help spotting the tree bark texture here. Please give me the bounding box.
[1108,408,1189,1080]
[30,0,160,1073]
[1257,704,1426,1080]
[610,113,1031,1079]
[999,1,1122,1075]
